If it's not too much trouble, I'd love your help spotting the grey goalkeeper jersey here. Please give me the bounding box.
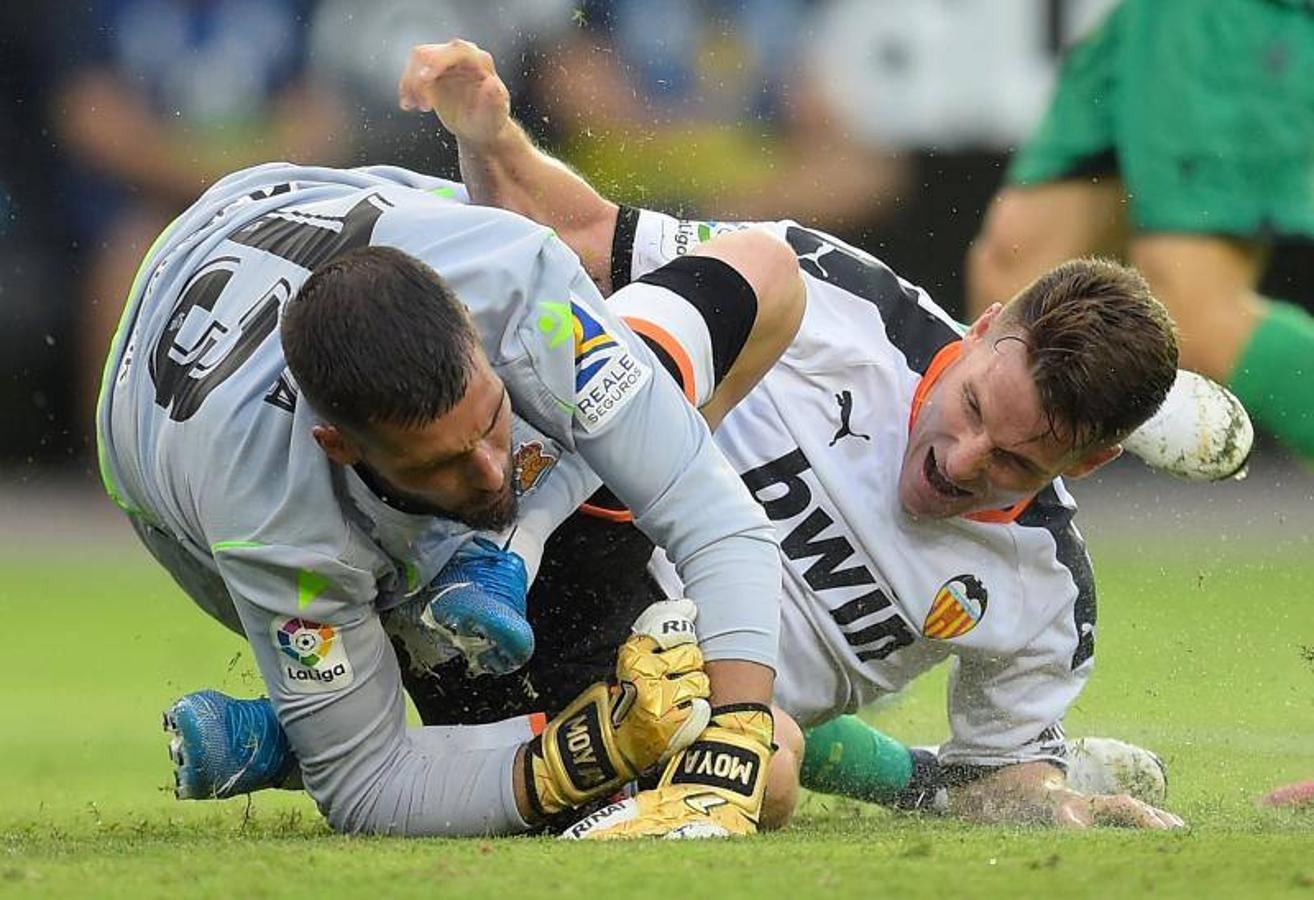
[97,163,779,835]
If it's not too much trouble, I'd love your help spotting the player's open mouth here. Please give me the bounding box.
[925,448,972,499]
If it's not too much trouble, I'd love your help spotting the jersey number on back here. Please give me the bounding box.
[150,194,390,421]
[150,257,286,422]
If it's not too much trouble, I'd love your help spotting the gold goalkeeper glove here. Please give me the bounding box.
[559,703,775,839]
[524,599,711,818]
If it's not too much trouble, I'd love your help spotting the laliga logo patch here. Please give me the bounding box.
[922,575,988,640]
[276,617,336,666]
[663,219,744,259]
[272,617,354,693]
[513,440,556,495]
[567,300,651,433]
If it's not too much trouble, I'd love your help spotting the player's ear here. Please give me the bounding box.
[313,424,362,466]
[1062,443,1122,480]
[963,303,1004,346]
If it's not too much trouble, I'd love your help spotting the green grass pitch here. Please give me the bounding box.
[3,528,1312,898]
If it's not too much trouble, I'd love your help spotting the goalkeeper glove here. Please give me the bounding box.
[524,599,711,818]
[560,704,775,839]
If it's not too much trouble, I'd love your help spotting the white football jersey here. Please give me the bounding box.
[629,211,1096,769]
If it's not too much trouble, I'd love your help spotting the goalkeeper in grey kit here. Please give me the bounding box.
[97,78,807,833]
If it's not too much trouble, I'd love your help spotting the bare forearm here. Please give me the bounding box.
[458,121,619,293]
[947,762,1072,826]
[705,659,775,708]
[56,73,205,200]
[58,74,349,203]
[399,41,621,293]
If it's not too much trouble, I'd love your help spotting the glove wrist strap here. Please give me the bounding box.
[526,682,634,817]
[657,703,774,816]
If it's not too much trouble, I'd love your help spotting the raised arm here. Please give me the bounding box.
[399,41,805,429]
[399,40,620,294]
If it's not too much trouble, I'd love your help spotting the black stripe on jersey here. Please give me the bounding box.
[830,587,897,626]
[1035,723,1069,759]
[637,255,757,388]
[229,193,393,271]
[642,337,683,389]
[1016,485,1097,671]
[247,182,293,202]
[610,205,641,291]
[784,226,958,374]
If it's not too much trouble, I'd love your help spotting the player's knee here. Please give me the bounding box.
[1128,237,1255,309]
[1128,237,1264,380]
[1127,240,1192,302]
[967,230,1035,319]
[969,183,1125,316]
[694,229,804,335]
[773,705,805,764]
[760,707,804,832]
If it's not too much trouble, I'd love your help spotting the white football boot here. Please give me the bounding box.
[1122,370,1253,482]
[1065,737,1167,806]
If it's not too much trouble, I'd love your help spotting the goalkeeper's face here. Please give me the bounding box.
[318,357,518,531]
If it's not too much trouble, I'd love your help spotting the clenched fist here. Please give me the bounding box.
[398,39,512,146]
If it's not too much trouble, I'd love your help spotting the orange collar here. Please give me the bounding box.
[909,341,1035,525]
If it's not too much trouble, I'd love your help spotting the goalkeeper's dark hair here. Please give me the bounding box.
[997,257,1178,453]
[281,245,479,433]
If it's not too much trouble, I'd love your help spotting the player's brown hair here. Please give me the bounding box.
[281,246,480,433]
[997,257,1178,453]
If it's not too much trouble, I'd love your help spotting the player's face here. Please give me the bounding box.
[898,310,1081,520]
[354,357,517,530]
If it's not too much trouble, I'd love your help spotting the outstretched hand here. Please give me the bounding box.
[398,39,512,146]
[1055,792,1186,830]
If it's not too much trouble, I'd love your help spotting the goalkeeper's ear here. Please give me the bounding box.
[312,424,363,466]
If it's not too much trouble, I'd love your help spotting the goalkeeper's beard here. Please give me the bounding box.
[361,456,519,531]
[457,468,519,531]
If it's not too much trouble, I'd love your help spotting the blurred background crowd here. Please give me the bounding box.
[1,0,1311,474]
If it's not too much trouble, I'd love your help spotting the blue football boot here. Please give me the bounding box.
[419,537,534,677]
[163,690,294,799]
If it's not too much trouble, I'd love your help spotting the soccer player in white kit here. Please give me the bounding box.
[395,43,1193,834]
[578,212,1185,834]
